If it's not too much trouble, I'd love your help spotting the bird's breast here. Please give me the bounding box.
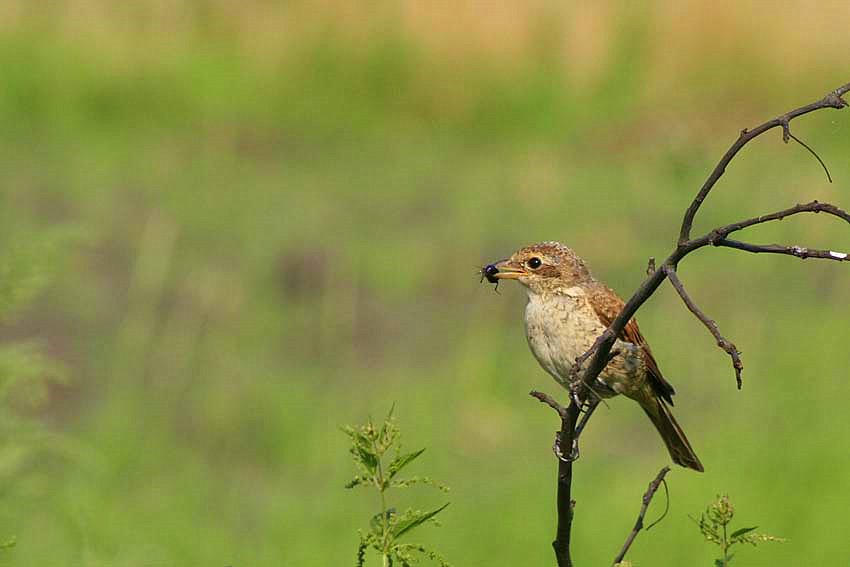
[523,289,606,387]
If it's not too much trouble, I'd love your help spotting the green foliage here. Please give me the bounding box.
[344,409,450,567]
[693,495,785,566]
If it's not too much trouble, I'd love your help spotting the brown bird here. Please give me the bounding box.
[484,241,703,472]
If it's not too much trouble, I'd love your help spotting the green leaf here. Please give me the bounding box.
[356,537,368,567]
[345,476,368,489]
[392,503,449,538]
[353,443,379,472]
[387,448,425,480]
[730,526,758,540]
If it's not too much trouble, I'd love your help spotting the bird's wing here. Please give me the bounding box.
[587,282,676,405]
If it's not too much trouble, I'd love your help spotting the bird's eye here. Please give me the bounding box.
[527,257,542,269]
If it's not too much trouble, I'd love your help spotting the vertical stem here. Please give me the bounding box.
[373,437,391,564]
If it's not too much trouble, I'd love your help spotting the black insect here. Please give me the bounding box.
[479,264,501,292]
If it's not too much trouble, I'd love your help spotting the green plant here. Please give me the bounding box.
[344,409,450,567]
[693,495,785,566]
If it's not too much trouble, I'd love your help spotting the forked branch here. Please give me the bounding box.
[678,82,850,244]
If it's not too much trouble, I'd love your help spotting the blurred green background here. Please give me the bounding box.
[1,1,849,565]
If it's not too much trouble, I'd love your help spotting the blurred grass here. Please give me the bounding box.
[0,2,849,566]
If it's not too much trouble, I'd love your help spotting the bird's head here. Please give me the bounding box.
[483,241,591,295]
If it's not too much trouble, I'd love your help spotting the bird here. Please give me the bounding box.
[483,241,703,472]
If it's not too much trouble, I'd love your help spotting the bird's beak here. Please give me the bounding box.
[483,259,527,283]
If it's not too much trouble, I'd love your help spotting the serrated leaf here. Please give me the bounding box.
[730,526,758,540]
[392,503,449,538]
[388,448,425,480]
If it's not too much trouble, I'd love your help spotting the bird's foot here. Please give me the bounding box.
[570,381,603,410]
[553,431,580,463]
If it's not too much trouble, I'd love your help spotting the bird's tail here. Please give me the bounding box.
[640,395,704,472]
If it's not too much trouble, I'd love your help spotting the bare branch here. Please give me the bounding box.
[528,81,850,567]
[679,82,850,244]
[580,197,850,394]
[664,265,743,389]
[612,466,671,566]
[717,238,850,262]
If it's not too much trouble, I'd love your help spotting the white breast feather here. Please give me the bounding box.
[524,291,604,386]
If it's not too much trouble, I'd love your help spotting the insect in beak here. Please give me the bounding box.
[479,264,501,293]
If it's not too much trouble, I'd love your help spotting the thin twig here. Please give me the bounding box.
[717,238,850,261]
[530,390,568,418]
[645,478,669,531]
[663,265,743,389]
[704,200,850,244]
[786,131,833,183]
[612,466,672,565]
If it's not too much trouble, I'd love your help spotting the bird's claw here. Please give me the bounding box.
[553,431,580,463]
[569,385,584,409]
[570,381,599,409]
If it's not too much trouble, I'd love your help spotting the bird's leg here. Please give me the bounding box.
[552,384,601,462]
[575,397,599,437]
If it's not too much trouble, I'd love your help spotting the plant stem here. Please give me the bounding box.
[380,486,390,567]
